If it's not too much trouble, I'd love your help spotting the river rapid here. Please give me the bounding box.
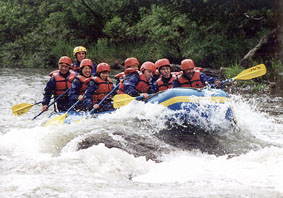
[0,68,283,198]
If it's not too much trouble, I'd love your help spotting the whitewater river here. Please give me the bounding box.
[1,68,283,197]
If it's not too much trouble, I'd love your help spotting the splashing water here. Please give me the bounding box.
[1,68,283,197]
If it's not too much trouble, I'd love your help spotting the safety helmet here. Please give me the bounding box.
[155,58,171,70]
[73,46,87,56]
[58,56,72,66]
[140,61,156,72]
[97,63,111,73]
[181,59,195,70]
[124,57,139,68]
[80,59,93,69]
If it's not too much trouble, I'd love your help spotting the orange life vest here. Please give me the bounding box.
[49,70,59,77]
[156,75,176,91]
[54,71,76,95]
[76,75,95,95]
[176,71,204,88]
[92,77,114,103]
[135,73,150,93]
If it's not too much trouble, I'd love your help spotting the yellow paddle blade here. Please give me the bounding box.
[12,103,34,116]
[43,113,67,127]
[113,94,135,109]
[233,64,266,80]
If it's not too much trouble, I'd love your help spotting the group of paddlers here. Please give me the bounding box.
[41,46,221,113]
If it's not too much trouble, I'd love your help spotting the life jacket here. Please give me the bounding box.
[76,74,95,95]
[49,70,59,77]
[92,77,114,103]
[135,73,150,93]
[176,71,204,88]
[156,74,176,91]
[54,71,76,95]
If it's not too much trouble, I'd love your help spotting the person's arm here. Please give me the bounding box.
[173,77,181,88]
[68,78,82,103]
[42,77,56,106]
[124,74,140,97]
[148,78,158,94]
[200,73,221,87]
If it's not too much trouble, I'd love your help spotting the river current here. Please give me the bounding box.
[0,68,283,197]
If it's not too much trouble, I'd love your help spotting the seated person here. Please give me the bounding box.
[86,63,115,112]
[42,56,76,112]
[68,59,94,111]
[119,61,156,99]
[154,58,176,92]
[174,59,221,88]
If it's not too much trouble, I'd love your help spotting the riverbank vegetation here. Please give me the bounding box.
[0,0,281,83]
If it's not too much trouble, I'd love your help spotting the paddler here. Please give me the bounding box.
[154,58,176,92]
[41,56,76,112]
[72,46,97,75]
[85,62,115,112]
[174,59,221,88]
[68,59,94,111]
[118,59,156,99]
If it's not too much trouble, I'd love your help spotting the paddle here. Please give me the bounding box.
[223,64,266,83]
[43,98,83,126]
[113,64,267,109]
[12,101,43,116]
[89,84,119,115]
[113,94,144,109]
[32,88,71,120]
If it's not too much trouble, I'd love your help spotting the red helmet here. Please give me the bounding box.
[140,61,155,72]
[181,59,195,70]
[124,57,139,68]
[97,62,111,73]
[80,59,93,69]
[58,56,72,66]
[155,58,170,70]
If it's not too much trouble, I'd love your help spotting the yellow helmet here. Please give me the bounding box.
[73,46,87,56]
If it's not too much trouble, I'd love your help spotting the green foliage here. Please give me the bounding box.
[0,0,279,72]
[222,64,245,79]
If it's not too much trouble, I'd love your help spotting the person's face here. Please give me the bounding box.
[82,66,92,77]
[76,51,86,62]
[144,70,153,80]
[128,65,139,70]
[184,68,194,77]
[58,63,70,74]
[100,71,109,80]
[159,66,171,78]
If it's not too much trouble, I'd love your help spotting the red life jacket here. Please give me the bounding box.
[92,77,114,103]
[76,75,95,95]
[136,73,150,93]
[49,70,59,77]
[156,75,176,91]
[176,71,204,88]
[54,71,76,95]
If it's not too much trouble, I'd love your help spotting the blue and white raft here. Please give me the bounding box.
[52,87,235,131]
[145,87,235,130]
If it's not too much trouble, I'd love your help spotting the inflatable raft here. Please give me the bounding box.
[45,87,235,131]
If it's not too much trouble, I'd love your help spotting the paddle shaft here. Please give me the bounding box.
[32,88,70,120]
[89,84,119,114]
